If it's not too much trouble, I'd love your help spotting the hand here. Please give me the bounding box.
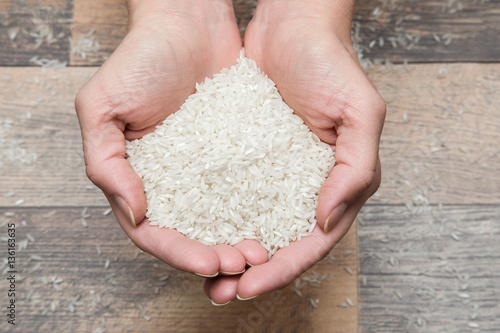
[75,0,268,277]
[204,0,386,303]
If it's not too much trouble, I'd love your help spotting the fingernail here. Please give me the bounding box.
[211,299,232,306]
[246,262,254,267]
[324,202,347,233]
[220,269,246,276]
[236,294,258,301]
[114,196,136,227]
[195,272,219,278]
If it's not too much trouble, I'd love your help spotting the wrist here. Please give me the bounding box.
[126,0,235,29]
[253,0,355,43]
[256,0,355,13]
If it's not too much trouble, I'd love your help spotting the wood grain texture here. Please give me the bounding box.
[1,0,499,331]
[70,0,127,65]
[353,0,500,63]
[369,62,500,205]
[0,208,358,333]
[357,63,500,332]
[358,203,500,332]
[0,67,104,208]
[0,0,73,66]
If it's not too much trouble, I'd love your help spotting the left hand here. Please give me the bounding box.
[75,0,266,280]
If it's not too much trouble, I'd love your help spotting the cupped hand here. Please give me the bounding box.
[205,1,386,304]
[75,0,264,277]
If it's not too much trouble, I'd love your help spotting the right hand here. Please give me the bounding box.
[205,0,386,303]
[75,0,268,279]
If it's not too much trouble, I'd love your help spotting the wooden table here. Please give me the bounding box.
[0,1,499,332]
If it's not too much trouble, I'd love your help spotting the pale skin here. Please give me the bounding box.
[75,0,386,305]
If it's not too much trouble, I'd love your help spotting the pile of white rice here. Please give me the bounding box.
[126,50,335,255]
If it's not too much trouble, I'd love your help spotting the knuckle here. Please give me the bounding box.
[84,162,102,188]
[360,88,387,120]
[370,171,382,194]
[347,85,387,121]
[361,168,376,192]
[372,91,387,119]
[74,83,92,116]
[362,162,382,198]
[75,78,116,121]
[373,162,383,191]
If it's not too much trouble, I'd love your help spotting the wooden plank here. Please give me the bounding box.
[2,64,499,208]
[70,0,127,65]
[353,0,500,63]
[0,0,72,66]
[0,207,358,333]
[358,203,500,332]
[369,62,500,205]
[0,67,105,207]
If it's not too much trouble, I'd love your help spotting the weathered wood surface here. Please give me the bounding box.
[1,0,500,66]
[371,63,500,205]
[358,63,500,332]
[353,0,500,63]
[0,67,103,208]
[70,0,127,66]
[358,203,500,332]
[2,0,500,332]
[0,0,73,66]
[0,208,358,333]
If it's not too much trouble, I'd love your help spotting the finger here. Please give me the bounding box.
[212,244,247,275]
[233,239,269,267]
[317,94,385,233]
[236,203,361,299]
[75,83,147,228]
[233,166,380,299]
[112,206,220,276]
[235,230,330,299]
[204,275,240,305]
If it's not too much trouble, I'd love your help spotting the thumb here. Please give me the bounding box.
[75,83,147,229]
[317,156,381,233]
[316,100,385,233]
